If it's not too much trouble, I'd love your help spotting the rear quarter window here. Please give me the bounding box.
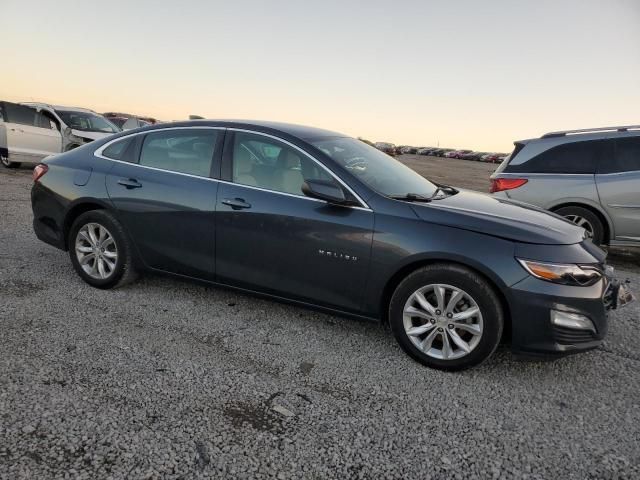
[505,140,605,174]
[102,137,135,161]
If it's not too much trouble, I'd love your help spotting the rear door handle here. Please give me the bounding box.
[117,178,142,189]
[222,198,251,210]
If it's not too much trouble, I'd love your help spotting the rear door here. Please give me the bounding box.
[596,136,640,242]
[104,127,224,280]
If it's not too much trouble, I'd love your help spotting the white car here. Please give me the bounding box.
[0,101,62,167]
[21,102,120,152]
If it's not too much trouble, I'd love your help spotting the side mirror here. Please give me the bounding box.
[302,179,349,205]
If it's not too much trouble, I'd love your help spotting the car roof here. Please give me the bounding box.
[21,102,97,114]
[141,119,349,141]
[517,125,640,145]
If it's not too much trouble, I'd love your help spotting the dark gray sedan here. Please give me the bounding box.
[30,120,633,370]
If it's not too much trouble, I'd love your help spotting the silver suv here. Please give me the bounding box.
[490,125,640,246]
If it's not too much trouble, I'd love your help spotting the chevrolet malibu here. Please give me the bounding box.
[30,121,633,370]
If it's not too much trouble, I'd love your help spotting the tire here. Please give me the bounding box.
[389,263,503,371]
[68,210,138,289]
[1,155,20,168]
[554,206,604,245]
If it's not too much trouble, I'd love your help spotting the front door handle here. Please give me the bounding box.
[222,198,251,210]
[117,178,142,189]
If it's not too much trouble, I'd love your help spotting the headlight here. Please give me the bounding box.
[517,259,602,286]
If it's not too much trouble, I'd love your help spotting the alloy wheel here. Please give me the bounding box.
[75,223,118,280]
[564,215,594,238]
[403,283,483,360]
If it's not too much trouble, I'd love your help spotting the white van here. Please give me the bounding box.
[0,101,62,168]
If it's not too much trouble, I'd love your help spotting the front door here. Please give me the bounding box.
[596,137,640,242]
[215,130,374,313]
[104,127,224,279]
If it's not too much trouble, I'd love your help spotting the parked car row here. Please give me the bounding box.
[371,142,507,163]
[103,112,160,130]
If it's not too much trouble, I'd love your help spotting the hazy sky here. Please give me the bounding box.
[2,0,639,151]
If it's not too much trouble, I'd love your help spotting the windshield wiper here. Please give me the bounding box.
[389,193,434,202]
[427,184,459,200]
[390,185,459,203]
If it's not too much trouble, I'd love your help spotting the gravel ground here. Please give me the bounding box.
[1,164,639,479]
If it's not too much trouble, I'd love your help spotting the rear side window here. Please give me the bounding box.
[505,140,603,174]
[139,129,219,177]
[3,103,37,126]
[102,137,134,161]
[599,137,640,174]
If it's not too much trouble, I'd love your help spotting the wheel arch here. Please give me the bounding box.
[62,199,112,250]
[379,256,512,342]
[548,200,612,243]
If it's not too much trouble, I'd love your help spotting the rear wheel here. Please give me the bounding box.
[389,263,503,371]
[554,206,604,245]
[68,210,137,289]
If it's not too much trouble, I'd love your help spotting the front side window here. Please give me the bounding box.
[35,112,54,129]
[232,132,333,196]
[599,137,640,174]
[139,129,218,177]
[506,140,603,174]
[311,137,438,197]
[56,110,120,133]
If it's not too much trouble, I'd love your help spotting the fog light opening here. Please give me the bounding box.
[550,310,596,333]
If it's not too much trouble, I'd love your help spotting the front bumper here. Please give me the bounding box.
[506,270,633,358]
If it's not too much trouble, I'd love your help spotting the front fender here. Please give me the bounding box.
[363,213,527,318]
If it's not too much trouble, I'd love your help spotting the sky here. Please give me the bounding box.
[2,0,639,152]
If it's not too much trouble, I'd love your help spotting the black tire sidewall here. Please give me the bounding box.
[555,206,604,245]
[68,211,128,289]
[389,264,503,371]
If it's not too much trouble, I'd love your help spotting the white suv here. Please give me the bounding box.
[21,103,121,152]
[0,101,62,168]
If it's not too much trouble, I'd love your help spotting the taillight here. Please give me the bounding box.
[490,177,527,193]
[33,164,48,183]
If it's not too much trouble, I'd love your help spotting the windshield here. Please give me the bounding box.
[56,110,120,133]
[311,137,438,197]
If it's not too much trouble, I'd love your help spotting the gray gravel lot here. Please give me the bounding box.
[1,162,639,479]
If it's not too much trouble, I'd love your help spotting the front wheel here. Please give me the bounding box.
[1,155,20,168]
[68,210,138,289]
[389,263,504,371]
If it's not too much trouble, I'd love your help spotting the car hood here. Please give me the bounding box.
[71,129,114,141]
[411,189,586,245]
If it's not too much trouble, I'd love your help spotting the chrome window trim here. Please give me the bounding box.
[94,126,226,160]
[93,125,372,211]
[227,128,370,209]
